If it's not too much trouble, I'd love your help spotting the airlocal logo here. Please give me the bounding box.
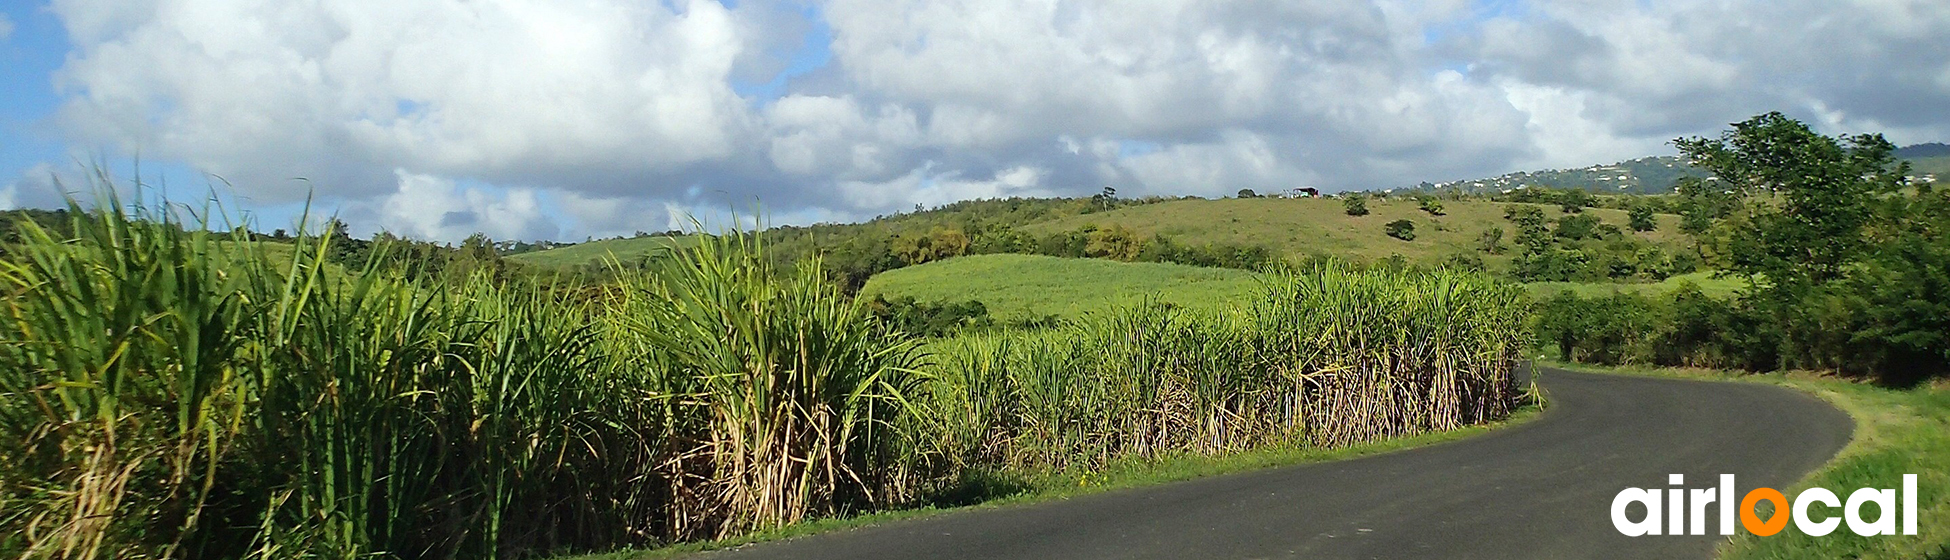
[1612,474,1917,537]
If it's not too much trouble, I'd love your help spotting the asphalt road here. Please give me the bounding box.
[701,368,1853,560]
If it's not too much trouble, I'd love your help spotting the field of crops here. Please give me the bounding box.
[859,253,1258,320]
[0,204,1533,559]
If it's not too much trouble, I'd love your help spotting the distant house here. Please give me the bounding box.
[1279,187,1320,198]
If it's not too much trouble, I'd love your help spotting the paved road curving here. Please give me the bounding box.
[701,368,1853,559]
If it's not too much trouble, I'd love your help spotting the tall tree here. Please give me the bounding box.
[1674,112,1905,290]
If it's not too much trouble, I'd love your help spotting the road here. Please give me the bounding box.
[700,368,1853,560]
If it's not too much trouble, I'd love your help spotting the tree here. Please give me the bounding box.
[1557,189,1592,213]
[1236,188,1258,198]
[1477,227,1506,254]
[1675,111,1903,290]
[1343,195,1369,216]
[1554,214,1600,240]
[1384,219,1416,241]
[1628,205,1657,232]
[1084,224,1146,260]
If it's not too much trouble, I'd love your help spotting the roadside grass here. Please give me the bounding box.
[1544,361,1950,559]
[551,404,1546,560]
[858,253,1258,320]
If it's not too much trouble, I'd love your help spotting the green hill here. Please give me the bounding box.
[509,197,1689,275]
[505,235,691,267]
[859,254,1257,320]
[861,253,1740,322]
[1022,197,1687,269]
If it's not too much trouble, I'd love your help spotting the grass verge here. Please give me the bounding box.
[553,404,1545,560]
[1543,361,1950,559]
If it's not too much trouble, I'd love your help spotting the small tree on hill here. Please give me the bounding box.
[1385,219,1416,241]
[1477,227,1506,254]
[1628,205,1657,232]
[1418,197,1445,216]
[1343,195,1370,216]
[1558,189,1592,213]
[1237,188,1258,198]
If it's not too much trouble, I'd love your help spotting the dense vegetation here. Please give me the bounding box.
[1536,113,1949,385]
[0,197,1533,559]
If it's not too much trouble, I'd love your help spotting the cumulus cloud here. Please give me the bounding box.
[21,0,1950,241]
[343,170,558,241]
[50,0,754,201]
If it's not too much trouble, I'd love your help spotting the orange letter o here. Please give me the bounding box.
[1740,488,1789,536]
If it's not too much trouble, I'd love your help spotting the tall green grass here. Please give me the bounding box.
[0,197,925,558]
[0,193,1531,559]
[927,264,1533,473]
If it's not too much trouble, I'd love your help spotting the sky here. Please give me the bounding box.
[1,0,1947,242]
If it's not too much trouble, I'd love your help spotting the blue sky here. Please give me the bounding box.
[2,0,1947,242]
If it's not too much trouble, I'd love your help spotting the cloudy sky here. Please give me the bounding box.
[1,0,1947,242]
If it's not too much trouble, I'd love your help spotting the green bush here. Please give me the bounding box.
[1385,219,1416,241]
[1343,195,1369,216]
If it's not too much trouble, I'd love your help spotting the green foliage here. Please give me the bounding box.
[1384,219,1416,241]
[1342,194,1370,216]
[1553,214,1600,240]
[1627,205,1657,232]
[1677,111,1904,289]
[1417,197,1445,216]
[1543,112,1950,384]
[1558,189,1592,213]
[1236,189,1257,199]
[1476,227,1506,254]
[0,196,928,558]
[865,295,995,337]
[928,264,1533,472]
[1503,202,1689,282]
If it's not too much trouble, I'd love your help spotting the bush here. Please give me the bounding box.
[1628,205,1657,232]
[1385,219,1416,241]
[1343,195,1370,216]
[1418,197,1445,216]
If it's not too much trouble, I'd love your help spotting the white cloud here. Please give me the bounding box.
[0,12,15,40]
[348,170,557,242]
[21,0,1950,241]
[50,0,754,201]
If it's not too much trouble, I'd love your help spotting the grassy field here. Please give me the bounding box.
[1550,363,1950,559]
[858,253,1259,320]
[505,235,690,267]
[862,253,1741,326]
[1021,196,1689,268]
[504,197,1692,272]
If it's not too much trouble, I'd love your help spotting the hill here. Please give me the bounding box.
[859,254,1257,320]
[1021,196,1688,269]
[1907,155,1950,179]
[1406,156,1705,195]
[1896,143,1950,158]
[510,196,1691,277]
[504,235,691,267]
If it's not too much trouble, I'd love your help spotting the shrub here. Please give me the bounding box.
[1628,205,1657,232]
[1343,195,1370,216]
[1418,197,1445,216]
[1385,219,1416,241]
